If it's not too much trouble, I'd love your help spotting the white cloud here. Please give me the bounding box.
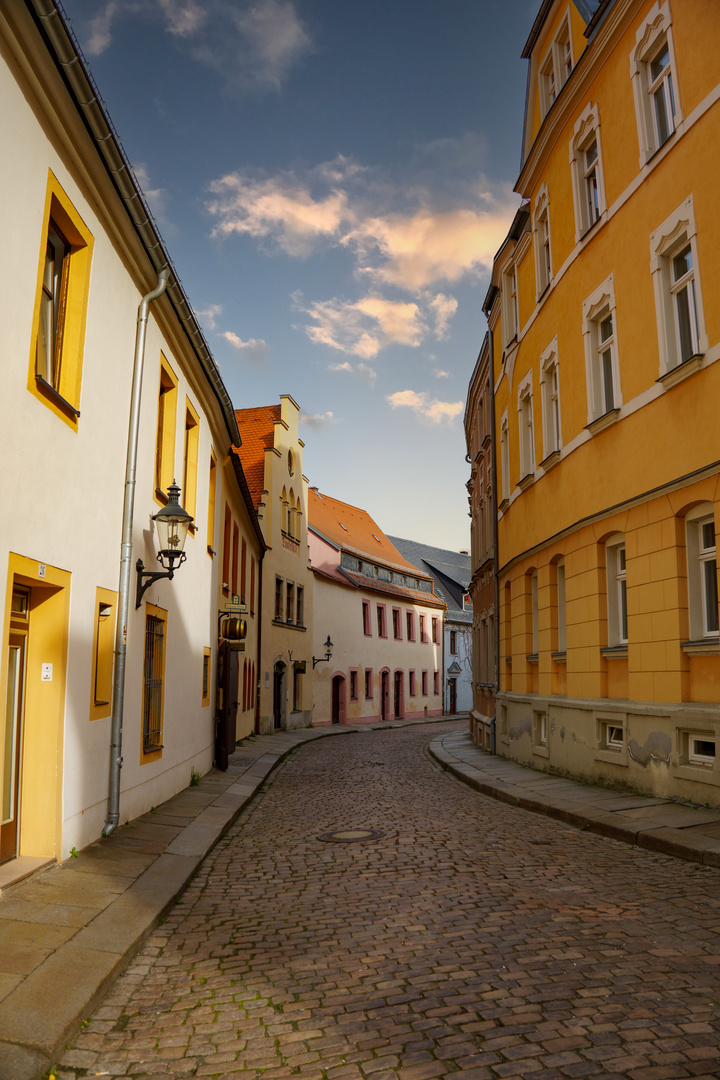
[195,304,223,331]
[81,1,311,92]
[428,293,458,339]
[296,294,425,359]
[221,331,269,364]
[299,410,335,432]
[387,390,463,425]
[433,369,451,379]
[328,361,376,386]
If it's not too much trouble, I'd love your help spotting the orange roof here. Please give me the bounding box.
[233,405,281,510]
[308,489,429,578]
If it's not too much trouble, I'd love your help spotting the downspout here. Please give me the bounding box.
[103,268,169,836]
[489,326,500,756]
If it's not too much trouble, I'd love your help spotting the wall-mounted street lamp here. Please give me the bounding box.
[136,481,194,607]
[312,635,334,669]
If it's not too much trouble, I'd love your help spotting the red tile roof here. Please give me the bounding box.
[308,489,429,577]
[233,405,281,511]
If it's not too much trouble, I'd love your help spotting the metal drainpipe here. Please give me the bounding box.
[488,326,500,756]
[103,268,169,837]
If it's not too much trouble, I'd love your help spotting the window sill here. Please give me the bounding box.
[35,374,80,419]
[207,545,216,557]
[481,432,491,450]
[586,408,620,436]
[681,638,720,656]
[505,656,512,664]
[271,619,306,632]
[533,744,549,758]
[526,653,539,665]
[674,763,720,787]
[578,212,603,245]
[517,472,535,492]
[551,651,567,664]
[601,645,628,659]
[498,498,510,513]
[155,487,169,506]
[540,450,561,471]
[658,354,703,390]
[281,531,300,546]
[595,747,627,766]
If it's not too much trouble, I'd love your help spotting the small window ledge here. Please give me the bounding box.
[658,354,703,390]
[498,498,510,513]
[281,531,300,546]
[601,645,628,659]
[681,638,720,656]
[35,374,81,419]
[586,408,620,436]
[272,619,306,632]
[533,744,550,758]
[540,450,561,471]
[505,655,512,665]
[481,432,491,450]
[518,472,535,492]
[526,653,539,665]
[551,651,567,664]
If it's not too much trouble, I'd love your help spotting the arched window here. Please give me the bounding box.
[281,486,288,533]
[289,487,296,538]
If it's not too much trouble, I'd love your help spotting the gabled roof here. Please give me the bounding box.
[233,405,281,511]
[308,489,426,576]
[388,536,472,620]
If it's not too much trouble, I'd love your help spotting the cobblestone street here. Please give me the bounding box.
[60,721,720,1080]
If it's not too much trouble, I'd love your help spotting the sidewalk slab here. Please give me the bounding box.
[429,730,720,868]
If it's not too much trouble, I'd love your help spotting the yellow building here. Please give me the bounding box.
[486,0,720,802]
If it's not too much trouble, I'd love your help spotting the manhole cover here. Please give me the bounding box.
[317,828,385,843]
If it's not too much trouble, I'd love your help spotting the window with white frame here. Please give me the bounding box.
[650,197,707,377]
[630,2,683,168]
[606,535,628,647]
[538,9,574,118]
[686,506,719,640]
[540,339,561,460]
[533,184,553,298]
[569,104,606,241]
[502,263,519,346]
[517,374,535,482]
[582,275,622,426]
[500,412,510,502]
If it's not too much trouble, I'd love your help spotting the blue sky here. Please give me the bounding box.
[64,0,536,550]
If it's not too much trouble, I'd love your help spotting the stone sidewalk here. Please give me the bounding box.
[0,717,463,1080]
[429,727,720,866]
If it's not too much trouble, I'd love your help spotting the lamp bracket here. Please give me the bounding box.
[136,556,184,608]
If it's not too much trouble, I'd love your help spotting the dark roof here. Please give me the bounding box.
[387,537,473,623]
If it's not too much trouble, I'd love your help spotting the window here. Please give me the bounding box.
[630,2,683,167]
[250,556,256,616]
[409,670,416,696]
[90,588,116,721]
[406,611,415,641]
[540,340,561,461]
[419,615,427,643]
[362,601,372,636]
[530,571,539,657]
[377,605,387,638]
[606,536,628,647]
[275,577,283,621]
[350,669,358,701]
[556,558,567,654]
[431,617,439,644]
[392,608,401,640]
[207,452,217,556]
[533,184,552,297]
[142,605,167,757]
[582,275,622,427]
[502,263,519,346]
[240,538,247,602]
[155,357,178,503]
[365,669,373,699]
[421,671,428,696]
[29,173,94,429]
[450,631,457,655]
[650,197,707,378]
[231,524,239,597]
[293,665,302,712]
[296,585,304,627]
[500,412,510,503]
[687,733,716,767]
[686,507,719,640]
[539,10,573,117]
[182,401,199,522]
[221,505,231,594]
[289,487,296,539]
[286,582,294,624]
[569,104,605,241]
[533,709,548,747]
[433,670,439,694]
[202,647,211,708]
[517,374,535,483]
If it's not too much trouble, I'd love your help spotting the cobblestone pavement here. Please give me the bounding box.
[60,721,720,1080]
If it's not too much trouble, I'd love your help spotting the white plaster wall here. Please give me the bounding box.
[445,623,473,714]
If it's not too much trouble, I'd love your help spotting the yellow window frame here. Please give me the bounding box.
[90,586,117,721]
[182,397,200,526]
[154,354,178,506]
[27,171,94,431]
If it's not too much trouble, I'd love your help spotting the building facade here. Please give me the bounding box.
[233,397,314,733]
[486,0,720,802]
[464,334,496,749]
[0,0,260,873]
[309,491,446,724]
[388,536,473,719]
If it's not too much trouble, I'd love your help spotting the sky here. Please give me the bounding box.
[63,0,536,551]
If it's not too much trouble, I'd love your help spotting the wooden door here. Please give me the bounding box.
[215,643,239,771]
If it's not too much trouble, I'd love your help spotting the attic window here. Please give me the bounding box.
[340,523,348,531]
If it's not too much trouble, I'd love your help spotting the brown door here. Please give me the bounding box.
[449,678,457,715]
[273,662,285,729]
[381,671,389,721]
[2,631,26,864]
[215,643,239,771]
[331,674,344,724]
[393,671,403,718]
